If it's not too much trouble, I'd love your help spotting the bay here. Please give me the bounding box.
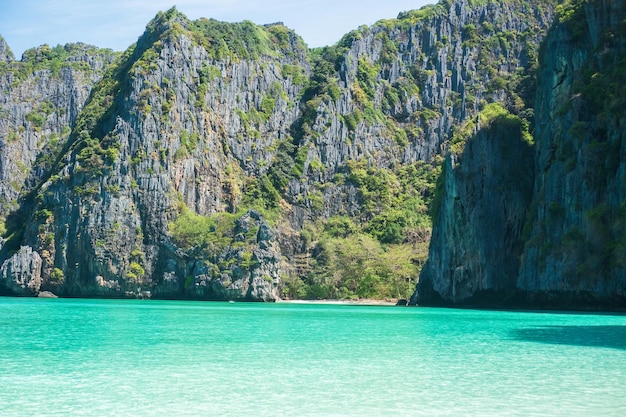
[0,298,625,416]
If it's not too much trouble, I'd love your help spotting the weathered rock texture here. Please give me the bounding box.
[0,36,14,63]
[0,246,42,295]
[2,10,309,300]
[11,0,619,306]
[416,110,534,305]
[517,0,626,308]
[289,0,554,210]
[414,0,626,310]
[0,42,117,215]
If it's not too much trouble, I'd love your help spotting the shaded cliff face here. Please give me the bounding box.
[415,0,626,309]
[0,1,558,301]
[518,0,626,307]
[415,105,534,305]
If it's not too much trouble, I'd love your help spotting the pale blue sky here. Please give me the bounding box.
[0,0,435,58]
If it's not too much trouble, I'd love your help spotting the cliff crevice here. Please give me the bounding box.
[414,0,626,310]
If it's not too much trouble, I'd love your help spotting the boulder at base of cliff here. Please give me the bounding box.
[38,291,58,298]
[0,246,43,296]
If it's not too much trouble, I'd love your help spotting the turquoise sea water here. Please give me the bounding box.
[0,298,625,416]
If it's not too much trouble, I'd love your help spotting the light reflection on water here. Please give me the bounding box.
[0,298,625,416]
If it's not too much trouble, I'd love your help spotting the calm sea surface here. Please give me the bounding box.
[0,298,625,416]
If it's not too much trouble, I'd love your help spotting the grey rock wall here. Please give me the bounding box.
[0,36,13,62]
[289,0,554,218]
[0,246,42,295]
[414,0,626,310]
[415,117,534,305]
[517,0,626,308]
[2,1,580,303]
[0,43,116,215]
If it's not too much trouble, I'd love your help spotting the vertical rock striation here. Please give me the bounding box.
[3,1,590,303]
[414,0,626,309]
[288,0,554,217]
[3,9,309,300]
[415,106,534,305]
[0,246,42,296]
[0,35,14,63]
[517,0,626,308]
[0,42,117,215]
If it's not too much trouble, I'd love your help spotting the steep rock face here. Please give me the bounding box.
[2,10,307,300]
[0,246,42,296]
[0,36,14,62]
[414,0,626,309]
[0,43,117,215]
[415,108,534,305]
[178,210,281,301]
[289,0,554,216]
[517,0,626,307]
[1,1,558,301]
[276,0,555,299]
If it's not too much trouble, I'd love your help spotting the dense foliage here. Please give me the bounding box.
[281,158,441,300]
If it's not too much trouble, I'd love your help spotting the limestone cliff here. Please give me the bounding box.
[1,1,561,301]
[415,104,534,305]
[414,0,626,309]
[0,41,117,215]
[288,0,554,211]
[2,9,308,300]
[0,35,14,62]
[517,0,626,308]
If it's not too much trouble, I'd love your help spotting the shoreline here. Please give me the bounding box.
[278,298,400,306]
[1,293,402,306]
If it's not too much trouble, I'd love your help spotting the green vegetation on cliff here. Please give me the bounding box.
[523,0,626,289]
[415,0,626,309]
[0,43,117,80]
[2,0,581,304]
[282,158,441,300]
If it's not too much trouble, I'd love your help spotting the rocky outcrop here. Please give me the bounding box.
[516,0,626,308]
[0,35,13,62]
[414,0,626,309]
[288,0,555,217]
[2,9,306,300]
[0,246,42,295]
[0,42,117,215]
[414,109,534,305]
[164,210,281,301]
